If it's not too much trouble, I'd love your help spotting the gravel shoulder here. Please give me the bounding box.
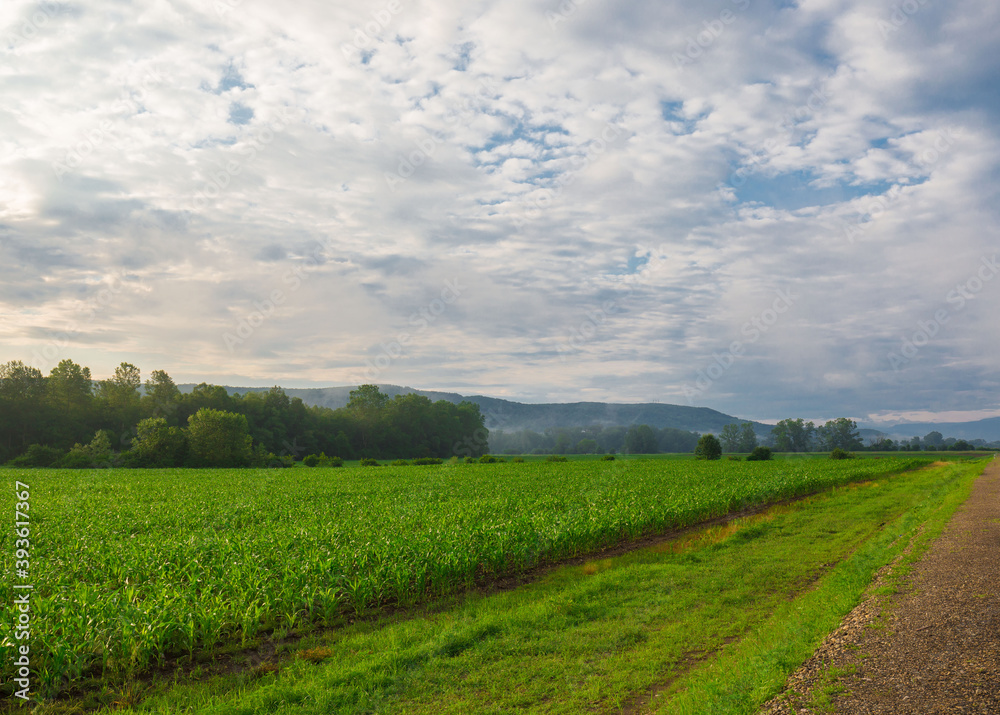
[761,458,1000,714]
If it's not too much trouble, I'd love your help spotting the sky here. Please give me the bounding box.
[2,0,999,425]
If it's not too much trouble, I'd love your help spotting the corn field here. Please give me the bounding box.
[0,457,925,696]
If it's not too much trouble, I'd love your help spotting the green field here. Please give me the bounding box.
[0,456,984,712]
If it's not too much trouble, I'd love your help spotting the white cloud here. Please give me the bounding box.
[1,0,998,422]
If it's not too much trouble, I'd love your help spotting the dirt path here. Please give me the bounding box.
[762,458,1000,714]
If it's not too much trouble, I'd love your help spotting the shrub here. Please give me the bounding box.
[601,454,616,461]
[511,457,525,463]
[55,450,97,469]
[187,408,253,467]
[478,454,505,463]
[302,454,320,467]
[314,452,344,467]
[546,455,568,463]
[6,444,65,467]
[695,434,722,460]
[829,448,855,460]
[54,432,119,469]
[746,446,773,461]
[130,418,188,467]
[412,457,443,466]
[728,455,742,461]
[391,459,410,466]
[463,456,475,464]
[360,458,380,467]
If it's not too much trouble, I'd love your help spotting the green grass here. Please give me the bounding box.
[0,456,953,705]
[79,458,986,715]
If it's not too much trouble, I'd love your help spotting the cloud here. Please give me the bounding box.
[1,0,997,422]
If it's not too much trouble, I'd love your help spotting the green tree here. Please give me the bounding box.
[61,430,115,468]
[575,438,599,454]
[737,422,758,453]
[143,369,181,423]
[331,430,354,460]
[746,446,773,461]
[347,385,389,454]
[553,431,572,454]
[867,436,896,451]
[96,362,142,437]
[348,384,390,414]
[719,424,740,453]
[0,361,46,457]
[130,417,188,467]
[177,383,235,424]
[238,387,295,456]
[695,433,722,460]
[817,418,862,451]
[45,359,95,448]
[86,430,114,465]
[624,425,658,454]
[451,401,489,458]
[770,418,816,452]
[657,427,699,453]
[187,408,253,467]
[923,431,944,448]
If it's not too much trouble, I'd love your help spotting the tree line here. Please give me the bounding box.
[490,417,995,457]
[0,360,488,467]
[753,418,994,453]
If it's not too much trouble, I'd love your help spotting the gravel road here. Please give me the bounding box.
[761,457,1000,714]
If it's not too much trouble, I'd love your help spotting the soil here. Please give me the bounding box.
[761,457,1000,714]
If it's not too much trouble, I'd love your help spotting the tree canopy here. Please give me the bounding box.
[0,360,488,467]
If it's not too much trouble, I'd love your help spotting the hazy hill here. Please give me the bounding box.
[177,384,1000,441]
[178,384,769,435]
[880,417,1000,442]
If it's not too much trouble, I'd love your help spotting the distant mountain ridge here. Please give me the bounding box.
[874,417,1000,442]
[178,383,768,435]
[177,384,1000,441]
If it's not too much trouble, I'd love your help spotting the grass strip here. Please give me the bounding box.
[655,459,985,714]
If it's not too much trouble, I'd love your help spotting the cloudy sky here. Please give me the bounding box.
[2,0,998,424]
